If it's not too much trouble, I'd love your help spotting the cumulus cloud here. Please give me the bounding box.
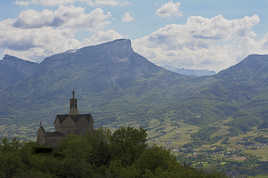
[15,0,75,6]
[0,21,80,61]
[133,15,268,71]
[0,6,119,61]
[15,0,30,6]
[122,12,134,23]
[13,6,111,30]
[156,1,182,18]
[86,0,119,6]
[13,9,58,29]
[15,0,127,7]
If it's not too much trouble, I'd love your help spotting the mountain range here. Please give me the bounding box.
[0,55,37,91]
[162,65,216,76]
[2,39,268,176]
[1,39,268,135]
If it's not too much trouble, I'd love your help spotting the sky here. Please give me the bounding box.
[0,0,268,71]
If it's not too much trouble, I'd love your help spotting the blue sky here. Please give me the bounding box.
[0,0,268,71]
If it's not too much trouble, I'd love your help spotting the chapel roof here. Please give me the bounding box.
[39,126,46,133]
[55,114,93,124]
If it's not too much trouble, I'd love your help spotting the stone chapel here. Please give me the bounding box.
[37,90,94,147]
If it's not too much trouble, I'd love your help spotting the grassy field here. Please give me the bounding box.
[147,119,200,148]
[145,118,268,177]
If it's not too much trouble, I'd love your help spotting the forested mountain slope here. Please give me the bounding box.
[1,40,268,133]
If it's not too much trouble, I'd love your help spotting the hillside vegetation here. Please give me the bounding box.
[0,127,225,178]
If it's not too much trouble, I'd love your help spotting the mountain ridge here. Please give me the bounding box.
[0,54,38,91]
[162,65,216,77]
[0,39,190,126]
[1,39,268,129]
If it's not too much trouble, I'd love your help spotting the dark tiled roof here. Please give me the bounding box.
[55,114,93,123]
[38,126,46,133]
[45,131,65,137]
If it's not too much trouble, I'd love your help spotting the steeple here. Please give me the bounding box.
[69,89,79,115]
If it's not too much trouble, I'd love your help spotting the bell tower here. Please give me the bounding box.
[69,89,79,114]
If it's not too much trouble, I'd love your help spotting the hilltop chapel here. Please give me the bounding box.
[37,90,94,147]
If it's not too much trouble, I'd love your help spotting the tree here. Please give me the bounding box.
[111,127,147,165]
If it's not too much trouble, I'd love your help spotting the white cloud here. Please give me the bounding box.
[156,1,182,18]
[15,0,128,7]
[0,20,81,61]
[0,6,120,61]
[15,1,30,6]
[13,6,112,31]
[13,9,57,29]
[15,0,74,6]
[133,15,268,71]
[122,12,134,23]
[85,0,119,6]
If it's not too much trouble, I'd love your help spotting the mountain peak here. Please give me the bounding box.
[77,39,133,59]
[82,39,132,50]
[92,39,132,53]
[3,54,19,61]
[247,54,268,58]
[2,55,36,64]
[2,55,25,64]
[104,39,131,47]
[217,54,268,80]
[239,54,268,65]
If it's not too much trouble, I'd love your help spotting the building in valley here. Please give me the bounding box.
[37,90,94,147]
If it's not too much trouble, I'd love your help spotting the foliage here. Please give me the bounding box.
[0,127,226,178]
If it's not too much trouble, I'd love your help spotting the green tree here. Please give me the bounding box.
[111,127,147,165]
